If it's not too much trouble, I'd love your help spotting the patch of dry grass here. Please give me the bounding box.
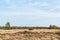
[0,29,60,40]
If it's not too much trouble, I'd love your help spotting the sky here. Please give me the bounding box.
[0,0,60,26]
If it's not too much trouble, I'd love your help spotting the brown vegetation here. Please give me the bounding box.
[0,29,60,40]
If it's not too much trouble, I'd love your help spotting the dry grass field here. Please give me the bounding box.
[0,29,60,40]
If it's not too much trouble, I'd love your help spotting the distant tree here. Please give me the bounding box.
[5,22,10,27]
[49,25,57,29]
[5,22,10,29]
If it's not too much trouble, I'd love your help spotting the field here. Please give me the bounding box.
[0,29,60,40]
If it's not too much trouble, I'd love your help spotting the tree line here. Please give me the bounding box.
[0,22,60,29]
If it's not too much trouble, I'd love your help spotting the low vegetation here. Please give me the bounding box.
[0,22,60,40]
[0,22,60,29]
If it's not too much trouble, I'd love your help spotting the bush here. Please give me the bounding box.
[49,25,57,29]
[28,28,33,30]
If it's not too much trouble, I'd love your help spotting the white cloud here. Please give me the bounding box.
[1,9,60,18]
[55,5,60,9]
[4,0,11,3]
[41,2,49,6]
[7,4,17,9]
[43,12,60,18]
[1,0,60,18]
[28,1,49,7]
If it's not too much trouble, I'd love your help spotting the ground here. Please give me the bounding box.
[0,29,60,40]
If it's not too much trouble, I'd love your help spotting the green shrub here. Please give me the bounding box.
[49,25,57,29]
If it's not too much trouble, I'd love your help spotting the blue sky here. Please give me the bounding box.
[0,0,60,26]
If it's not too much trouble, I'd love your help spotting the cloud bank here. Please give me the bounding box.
[0,0,60,26]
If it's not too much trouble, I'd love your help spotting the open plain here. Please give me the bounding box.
[0,29,60,40]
